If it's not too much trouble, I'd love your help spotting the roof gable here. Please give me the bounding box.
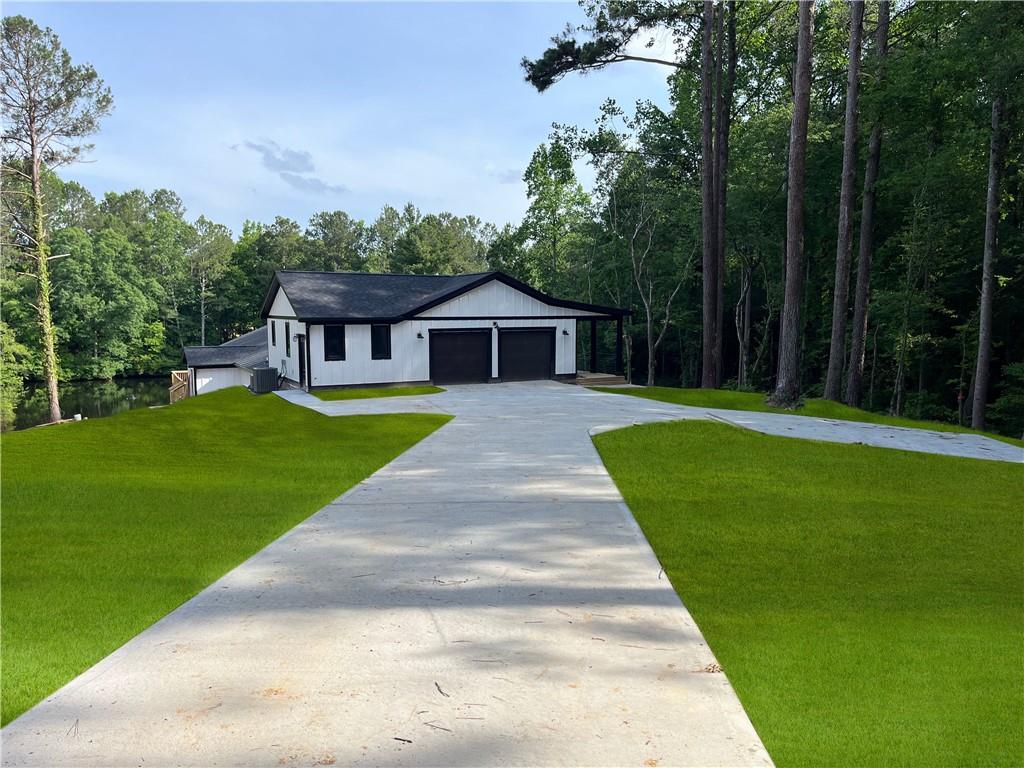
[415,278,605,319]
[258,270,628,322]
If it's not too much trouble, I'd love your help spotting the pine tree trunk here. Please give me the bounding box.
[846,0,890,408]
[30,151,62,424]
[713,0,737,388]
[771,0,814,406]
[700,0,719,388]
[971,94,1005,430]
[712,3,724,387]
[824,0,864,401]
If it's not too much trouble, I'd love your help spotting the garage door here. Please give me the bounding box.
[430,330,491,384]
[499,329,554,382]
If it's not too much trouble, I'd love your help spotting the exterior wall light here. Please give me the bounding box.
[562,329,570,336]
[416,332,424,339]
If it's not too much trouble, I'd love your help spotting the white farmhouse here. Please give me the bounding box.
[185,270,627,394]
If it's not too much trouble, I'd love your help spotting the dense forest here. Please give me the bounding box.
[2,2,1023,437]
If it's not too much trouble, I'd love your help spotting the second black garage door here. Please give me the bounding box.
[429,330,491,384]
[499,328,555,381]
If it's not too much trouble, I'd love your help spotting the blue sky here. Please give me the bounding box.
[11,2,676,235]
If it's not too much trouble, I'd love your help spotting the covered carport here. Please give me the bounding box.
[183,328,269,396]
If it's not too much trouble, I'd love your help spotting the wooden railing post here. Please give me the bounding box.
[169,370,191,403]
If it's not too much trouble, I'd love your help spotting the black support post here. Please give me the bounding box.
[615,316,624,376]
[590,319,598,372]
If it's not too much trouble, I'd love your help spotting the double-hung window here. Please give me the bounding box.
[325,324,346,361]
[371,324,391,360]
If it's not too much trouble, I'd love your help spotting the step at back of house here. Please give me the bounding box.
[575,371,628,386]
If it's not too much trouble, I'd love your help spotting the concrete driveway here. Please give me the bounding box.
[3,383,1018,768]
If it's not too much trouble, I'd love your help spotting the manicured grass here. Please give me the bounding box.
[0,388,448,725]
[592,386,1024,447]
[313,385,444,401]
[594,420,1023,766]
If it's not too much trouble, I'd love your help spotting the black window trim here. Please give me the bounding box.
[324,323,346,361]
[285,321,291,357]
[271,320,276,346]
[371,323,392,360]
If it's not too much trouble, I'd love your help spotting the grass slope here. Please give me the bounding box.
[314,385,443,401]
[594,420,1023,766]
[0,388,448,724]
[592,386,1024,447]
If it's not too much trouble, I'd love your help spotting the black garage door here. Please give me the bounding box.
[499,329,554,381]
[430,330,491,384]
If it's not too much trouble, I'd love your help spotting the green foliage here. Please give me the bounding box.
[49,227,164,378]
[391,211,492,275]
[0,321,31,430]
[4,2,1024,437]
[990,362,1024,439]
[517,141,593,295]
[0,387,449,723]
[595,420,1024,766]
[520,0,1024,419]
[520,0,695,92]
[0,15,113,168]
[305,209,368,272]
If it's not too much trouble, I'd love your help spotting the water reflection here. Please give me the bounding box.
[12,378,170,431]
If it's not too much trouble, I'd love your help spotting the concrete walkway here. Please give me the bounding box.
[3,383,1018,768]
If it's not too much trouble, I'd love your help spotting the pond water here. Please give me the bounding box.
[12,377,171,431]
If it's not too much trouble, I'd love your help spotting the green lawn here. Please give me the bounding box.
[594,420,1023,767]
[592,386,1024,447]
[313,385,444,401]
[0,387,448,725]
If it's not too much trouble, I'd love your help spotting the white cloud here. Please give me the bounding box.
[68,96,539,232]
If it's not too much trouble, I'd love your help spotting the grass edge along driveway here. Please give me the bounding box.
[1,387,449,725]
[594,419,1023,767]
[314,385,443,401]
[592,385,1024,447]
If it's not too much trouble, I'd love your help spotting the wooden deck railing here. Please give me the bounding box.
[169,370,190,403]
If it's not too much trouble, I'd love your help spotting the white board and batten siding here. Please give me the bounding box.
[266,289,305,383]
[296,280,599,388]
[416,279,602,320]
[307,318,577,387]
[193,367,251,394]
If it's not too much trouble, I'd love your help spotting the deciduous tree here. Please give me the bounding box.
[188,217,234,345]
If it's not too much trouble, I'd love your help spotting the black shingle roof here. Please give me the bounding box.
[259,270,628,321]
[267,271,488,320]
[184,327,268,369]
[221,327,267,347]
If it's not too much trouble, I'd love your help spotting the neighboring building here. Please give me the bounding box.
[186,270,627,393]
[183,328,268,396]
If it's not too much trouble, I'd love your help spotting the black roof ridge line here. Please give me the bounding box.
[275,269,496,278]
[259,269,630,321]
[184,344,264,349]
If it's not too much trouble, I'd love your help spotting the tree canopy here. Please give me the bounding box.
[2,2,1023,437]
